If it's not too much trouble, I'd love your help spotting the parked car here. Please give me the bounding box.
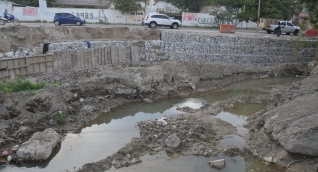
[263,21,300,36]
[53,12,85,26]
[144,14,181,29]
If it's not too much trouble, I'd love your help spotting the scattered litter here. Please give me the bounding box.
[156,117,167,125]
[7,155,12,162]
[80,98,85,102]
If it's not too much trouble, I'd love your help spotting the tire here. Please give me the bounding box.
[293,29,299,36]
[54,21,60,26]
[273,28,279,34]
[266,30,271,34]
[76,21,81,26]
[150,22,156,28]
[12,19,20,26]
[172,23,178,29]
[286,33,291,35]
[0,19,6,25]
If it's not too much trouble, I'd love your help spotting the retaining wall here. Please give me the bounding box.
[0,31,316,79]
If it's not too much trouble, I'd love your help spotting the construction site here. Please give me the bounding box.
[0,25,317,172]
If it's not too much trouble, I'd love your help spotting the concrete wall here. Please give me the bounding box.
[182,12,258,28]
[0,31,316,80]
[0,1,14,15]
[12,7,144,24]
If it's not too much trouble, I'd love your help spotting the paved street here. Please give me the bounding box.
[0,22,294,38]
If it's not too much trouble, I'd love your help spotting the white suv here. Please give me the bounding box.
[144,14,182,29]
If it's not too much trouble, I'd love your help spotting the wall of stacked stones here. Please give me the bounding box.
[141,32,316,66]
[0,31,316,80]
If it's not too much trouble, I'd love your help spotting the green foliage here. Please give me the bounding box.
[113,0,138,13]
[53,81,59,87]
[209,0,245,26]
[9,0,56,7]
[299,0,318,29]
[0,76,45,93]
[55,112,67,124]
[167,0,211,13]
[238,0,300,22]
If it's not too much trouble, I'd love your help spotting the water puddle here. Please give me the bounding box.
[109,152,286,172]
[216,103,266,148]
[2,77,296,172]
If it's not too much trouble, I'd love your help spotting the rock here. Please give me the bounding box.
[263,156,276,163]
[5,51,14,57]
[0,53,4,58]
[264,93,318,156]
[165,133,181,148]
[143,98,153,104]
[209,159,226,170]
[260,75,269,79]
[16,128,60,161]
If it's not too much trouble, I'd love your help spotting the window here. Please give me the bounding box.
[287,23,293,26]
[151,15,160,18]
[161,15,169,19]
[281,22,286,26]
[131,12,135,15]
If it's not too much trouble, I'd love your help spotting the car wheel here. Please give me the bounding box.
[76,21,81,26]
[286,33,291,35]
[150,22,156,28]
[54,21,60,26]
[293,29,299,36]
[172,23,178,29]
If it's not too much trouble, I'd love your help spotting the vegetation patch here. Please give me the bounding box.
[55,112,67,124]
[0,76,45,93]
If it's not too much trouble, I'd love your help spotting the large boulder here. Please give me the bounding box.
[16,128,60,161]
[264,93,318,156]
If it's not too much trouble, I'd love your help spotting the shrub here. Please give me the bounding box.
[55,112,67,124]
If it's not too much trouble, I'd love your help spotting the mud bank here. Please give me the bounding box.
[0,58,317,171]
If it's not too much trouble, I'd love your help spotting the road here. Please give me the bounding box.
[0,22,294,38]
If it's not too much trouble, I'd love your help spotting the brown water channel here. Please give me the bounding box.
[3,77,296,172]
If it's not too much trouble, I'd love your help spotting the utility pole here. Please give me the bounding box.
[256,0,261,32]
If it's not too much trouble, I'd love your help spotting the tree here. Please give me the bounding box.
[209,0,245,26]
[113,0,138,13]
[167,0,210,13]
[238,0,300,22]
[299,0,318,29]
[9,0,56,7]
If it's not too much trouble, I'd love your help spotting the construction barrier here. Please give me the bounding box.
[305,29,318,37]
[219,24,236,33]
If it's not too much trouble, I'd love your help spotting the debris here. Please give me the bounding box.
[7,155,12,162]
[1,150,8,156]
[157,117,167,125]
[209,159,226,170]
[287,160,300,171]
[143,98,153,104]
[79,98,85,102]
[263,156,277,163]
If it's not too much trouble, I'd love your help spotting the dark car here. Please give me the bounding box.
[53,12,85,26]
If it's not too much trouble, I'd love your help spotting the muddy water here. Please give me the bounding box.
[3,77,296,172]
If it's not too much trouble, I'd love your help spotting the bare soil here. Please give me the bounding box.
[0,26,160,54]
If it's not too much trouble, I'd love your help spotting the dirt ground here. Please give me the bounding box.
[0,26,161,54]
[0,26,317,171]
